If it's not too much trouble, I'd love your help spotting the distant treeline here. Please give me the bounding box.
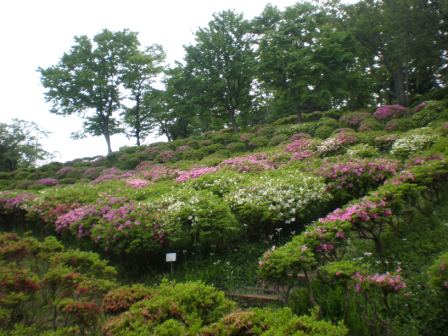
[39,0,448,153]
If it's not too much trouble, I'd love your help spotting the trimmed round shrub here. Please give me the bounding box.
[269,134,288,146]
[314,125,334,139]
[226,142,246,153]
[149,189,241,251]
[248,136,269,149]
[358,118,383,131]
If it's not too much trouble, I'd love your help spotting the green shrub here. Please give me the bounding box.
[314,125,334,139]
[226,142,246,153]
[248,136,270,149]
[358,118,383,131]
[269,134,288,146]
[412,100,448,127]
[272,115,297,126]
[384,118,416,132]
[149,189,241,251]
[303,111,323,122]
[202,307,348,335]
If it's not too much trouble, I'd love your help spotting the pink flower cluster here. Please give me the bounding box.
[55,205,99,233]
[289,133,311,141]
[37,178,58,186]
[292,150,314,161]
[320,198,392,226]
[176,166,219,183]
[385,171,415,185]
[125,178,149,188]
[141,165,180,182]
[0,193,36,211]
[353,271,406,293]
[408,155,443,167]
[320,159,398,191]
[220,153,275,173]
[285,139,311,153]
[373,104,407,120]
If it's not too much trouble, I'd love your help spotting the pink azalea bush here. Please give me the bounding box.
[373,104,407,120]
[141,165,181,182]
[353,270,406,294]
[285,139,311,153]
[0,192,36,213]
[219,153,275,173]
[125,178,149,189]
[176,166,219,183]
[319,159,398,194]
[37,178,59,186]
[292,150,314,161]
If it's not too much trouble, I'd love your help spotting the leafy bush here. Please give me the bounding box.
[149,189,241,251]
[412,100,448,127]
[202,307,348,335]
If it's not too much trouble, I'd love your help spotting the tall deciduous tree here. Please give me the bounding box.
[184,10,255,132]
[256,2,371,122]
[39,29,139,154]
[344,0,445,106]
[121,44,166,146]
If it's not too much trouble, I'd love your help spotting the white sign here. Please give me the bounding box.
[166,253,177,262]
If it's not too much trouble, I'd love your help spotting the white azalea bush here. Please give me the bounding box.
[390,132,436,158]
[148,189,241,251]
[225,171,331,233]
[184,170,246,197]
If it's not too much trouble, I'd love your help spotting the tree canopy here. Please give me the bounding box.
[0,119,52,172]
[38,1,448,145]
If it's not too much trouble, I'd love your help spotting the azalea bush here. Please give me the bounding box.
[226,171,331,233]
[373,105,407,120]
[148,189,241,251]
[316,132,357,156]
[390,133,436,158]
[319,159,398,198]
[218,153,275,173]
[0,233,117,335]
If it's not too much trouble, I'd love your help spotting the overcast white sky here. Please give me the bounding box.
[0,0,356,163]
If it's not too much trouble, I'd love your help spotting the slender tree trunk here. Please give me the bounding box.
[228,109,238,132]
[104,131,112,155]
[392,67,409,106]
[135,97,141,146]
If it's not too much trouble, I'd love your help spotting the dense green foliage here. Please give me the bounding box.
[35,0,448,152]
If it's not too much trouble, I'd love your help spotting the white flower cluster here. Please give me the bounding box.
[317,137,340,155]
[226,172,331,224]
[390,133,435,157]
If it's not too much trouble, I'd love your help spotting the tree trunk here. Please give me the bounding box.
[392,66,410,106]
[228,110,238,132]
[135,97,141,146]
[104,131,112,155]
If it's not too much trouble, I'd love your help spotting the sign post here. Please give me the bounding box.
[165,252,177,276]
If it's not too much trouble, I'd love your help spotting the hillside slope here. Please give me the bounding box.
[1,99,448,335]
